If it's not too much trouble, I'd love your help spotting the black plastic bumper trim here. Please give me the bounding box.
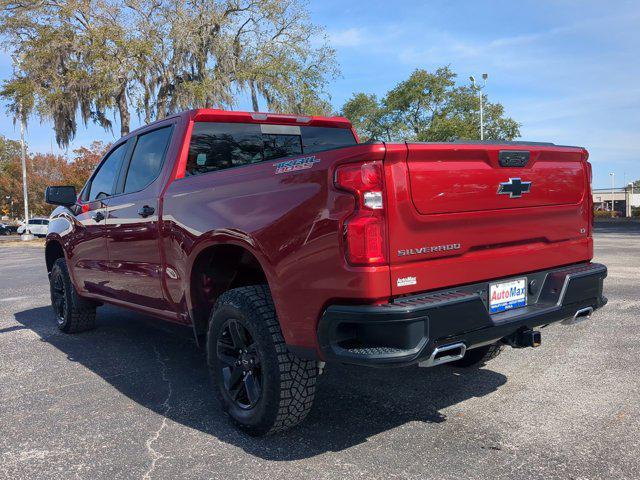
[317,262,607,367]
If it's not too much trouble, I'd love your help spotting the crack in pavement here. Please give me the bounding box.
[142,345,173,480]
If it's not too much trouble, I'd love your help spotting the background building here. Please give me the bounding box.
[592,186,640,217]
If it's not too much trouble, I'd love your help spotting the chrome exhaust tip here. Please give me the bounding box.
[562,306,594,325]
[418,342,467,368]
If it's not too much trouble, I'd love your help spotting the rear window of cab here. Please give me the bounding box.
[186,122,356,176]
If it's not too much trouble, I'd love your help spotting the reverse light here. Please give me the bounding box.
[334,161,388,266]
[363,191,383,209]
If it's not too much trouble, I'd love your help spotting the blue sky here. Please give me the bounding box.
[1,0,638,188]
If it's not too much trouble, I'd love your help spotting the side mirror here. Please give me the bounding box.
[45,186,77,207]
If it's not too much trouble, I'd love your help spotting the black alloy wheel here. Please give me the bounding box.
[51,272,67,326]
[207,285,318,435]
[216,319,263,409]
[49,257,97,333]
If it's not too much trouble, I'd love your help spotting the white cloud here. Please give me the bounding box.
[328,27,368,47]
[324,4,640,187]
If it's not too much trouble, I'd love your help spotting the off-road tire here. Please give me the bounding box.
[49,258,97,333]
[207,285,318,436]
[451,342,504,367]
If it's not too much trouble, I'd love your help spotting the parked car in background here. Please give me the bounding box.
[0,223,19,235]
[17,218,50,237]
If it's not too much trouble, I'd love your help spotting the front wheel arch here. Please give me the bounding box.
[45,240,66,274]
[49,258,97,333]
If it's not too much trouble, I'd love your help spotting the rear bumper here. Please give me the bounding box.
[317,262,607,367]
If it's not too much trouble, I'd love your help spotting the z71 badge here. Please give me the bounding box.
[274,156,319,175]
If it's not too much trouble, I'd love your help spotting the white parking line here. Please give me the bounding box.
[0,296,29,302]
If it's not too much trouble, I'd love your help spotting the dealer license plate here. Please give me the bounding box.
[489,278,527,314]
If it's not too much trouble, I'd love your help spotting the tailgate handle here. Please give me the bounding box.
[499,150,530,167]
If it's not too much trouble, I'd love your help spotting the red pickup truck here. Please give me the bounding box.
[44,109,607,435]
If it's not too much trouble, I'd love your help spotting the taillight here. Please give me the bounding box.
[334,161,388,266]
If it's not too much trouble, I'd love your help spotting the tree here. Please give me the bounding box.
[0,0,338,146]
[0,135,107,218]
[383,67,455,140]
[0,134,22,218]
[232,0,338,115]
[341,67,520,142]
[66,141,110,190]
[0,0,120,145]
[341,93,397,141]
[0,134,20,166]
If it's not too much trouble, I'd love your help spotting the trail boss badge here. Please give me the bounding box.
[274,156,319,175]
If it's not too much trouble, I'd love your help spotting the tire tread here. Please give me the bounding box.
[209,285,317,435]
[51,258,96,333]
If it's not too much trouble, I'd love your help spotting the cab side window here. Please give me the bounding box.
[187,122,263,175]
[186,122,356,177]
[301,126,357,154]
[88,143,127,201]
[123,127,173,194]
[262,133,303,161]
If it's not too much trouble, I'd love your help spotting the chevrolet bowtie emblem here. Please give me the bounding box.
[497,178,532,198]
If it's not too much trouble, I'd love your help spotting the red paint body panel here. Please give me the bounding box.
[385,143,592,296]
[63,202,110,296]
[161,141,391,348]
[406,145,585,214]
[47,108,594,358]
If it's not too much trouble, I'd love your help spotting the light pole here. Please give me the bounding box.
[609,172,615,218]
[19,101,33,240]
[630,182,635,196]
[470,73,488,140]
[14,55,33,240]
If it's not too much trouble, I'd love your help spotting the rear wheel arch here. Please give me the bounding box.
[188,241,271,341]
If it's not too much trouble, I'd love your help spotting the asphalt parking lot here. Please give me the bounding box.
[1,224,639,480]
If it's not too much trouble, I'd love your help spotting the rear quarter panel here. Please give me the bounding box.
[161,143,392,350]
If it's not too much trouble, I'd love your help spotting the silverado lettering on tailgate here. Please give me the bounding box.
[397,243,461,257]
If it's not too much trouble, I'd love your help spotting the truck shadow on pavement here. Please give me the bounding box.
[15,305,507,461]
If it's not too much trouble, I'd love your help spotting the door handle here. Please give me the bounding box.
[137,205,155,218]
[92,211,105,222]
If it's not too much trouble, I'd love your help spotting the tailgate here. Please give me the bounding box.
[384,143,593,296]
